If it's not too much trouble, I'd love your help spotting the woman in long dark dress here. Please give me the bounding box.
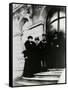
[23,36,36,77]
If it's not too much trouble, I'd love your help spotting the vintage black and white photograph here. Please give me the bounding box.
[9,3,66,87]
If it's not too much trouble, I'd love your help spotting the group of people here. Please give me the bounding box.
[22,32,65,77]
[22,34,48,77]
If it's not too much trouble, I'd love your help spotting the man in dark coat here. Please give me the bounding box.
[33,37,41,73]
[23,36,36,77]
[39,34,48,71]
[52,32,65,68]
[48,32,59,68]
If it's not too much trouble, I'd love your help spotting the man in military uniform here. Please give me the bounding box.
[23,36,36,77]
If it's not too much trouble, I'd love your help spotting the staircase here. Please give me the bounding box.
[13,68,65,86]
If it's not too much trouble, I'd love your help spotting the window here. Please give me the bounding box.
[50,11,66,33]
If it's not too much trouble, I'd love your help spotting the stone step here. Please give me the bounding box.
[15,76,59,86]
[22,76,59,81]
[34,71,62,77]
[14,69,64,86]
[16,80,57,86]
[48,68,63,71]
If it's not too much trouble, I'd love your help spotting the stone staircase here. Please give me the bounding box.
[13,68,65,86]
